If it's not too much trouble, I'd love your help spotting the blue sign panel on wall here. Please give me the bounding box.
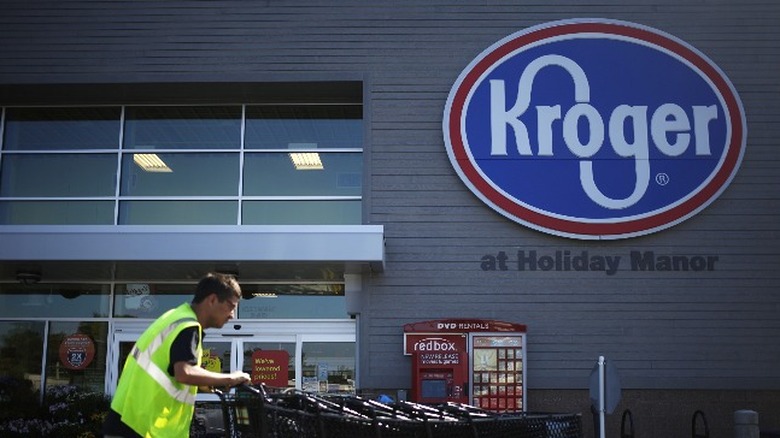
[443,19,747,240]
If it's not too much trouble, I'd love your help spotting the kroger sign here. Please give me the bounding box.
[443,19,746,240]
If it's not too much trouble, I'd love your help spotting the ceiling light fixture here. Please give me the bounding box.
[16,271,41,285]
[134,153,173,172]
[252,292,279,298]
[289,152,324,170]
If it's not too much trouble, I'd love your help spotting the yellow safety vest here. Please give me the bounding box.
[111,303,202,438]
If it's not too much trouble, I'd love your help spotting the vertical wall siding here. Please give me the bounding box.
[1,1,779,392]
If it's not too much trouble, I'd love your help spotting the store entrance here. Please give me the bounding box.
[107,320,357,401]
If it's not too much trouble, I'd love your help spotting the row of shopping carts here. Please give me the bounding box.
[216,384,582,438]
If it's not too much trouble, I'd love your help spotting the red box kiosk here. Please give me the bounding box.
[404,319,527,412]
[410,346,468,404]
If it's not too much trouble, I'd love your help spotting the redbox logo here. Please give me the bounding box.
[443,19,747,239]
[413,338,458,352]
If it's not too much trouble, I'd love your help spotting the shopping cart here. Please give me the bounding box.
[216,385,430,438]
[215,384,582,438]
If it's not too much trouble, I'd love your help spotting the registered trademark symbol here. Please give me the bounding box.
[655,173,670,186]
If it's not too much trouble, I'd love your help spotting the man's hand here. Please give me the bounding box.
[226,371,251,387]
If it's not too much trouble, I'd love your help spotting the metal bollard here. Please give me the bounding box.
[692,410,709,438]
[734,410,759,438]
[621,409,634,438]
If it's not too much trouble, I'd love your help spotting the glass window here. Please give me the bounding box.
[239,284,346,319]
[245,105,362,150]
[123,106,241,150]
[0,321,45,391]
[0,201,114,225]
[119,200,237,225]
[0,100,363,226]
[2,107,121,151]
[243,152,362,196]
[301,342,355,394]
[0,153,117,197]
[239,295,347,318]
[242,200,361,225]
[0,284,110,318]
[46,322,108,393]
[200,340,231,394]
[114,283,195,318]
[121,153,239,196]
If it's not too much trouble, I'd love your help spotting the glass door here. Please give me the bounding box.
[108,319,355,437]
[301,341,355,394]
[106,322,149,396]
[108,320,356,398]
[236,337,296,394]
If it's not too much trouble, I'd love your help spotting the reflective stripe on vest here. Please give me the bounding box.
[131,317,198,406]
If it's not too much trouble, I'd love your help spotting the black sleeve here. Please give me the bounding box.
[168,326,199,376]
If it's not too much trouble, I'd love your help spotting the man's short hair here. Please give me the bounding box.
[192,272,241,304]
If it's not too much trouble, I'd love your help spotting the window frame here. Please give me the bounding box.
[0,104,363,225]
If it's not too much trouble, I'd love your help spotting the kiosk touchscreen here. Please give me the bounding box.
[420,375,448,399]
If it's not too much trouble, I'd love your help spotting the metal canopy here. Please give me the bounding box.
[0,224,384,282]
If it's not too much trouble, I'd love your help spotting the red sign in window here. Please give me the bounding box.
[250,350,289,387]
[59,333,95,370]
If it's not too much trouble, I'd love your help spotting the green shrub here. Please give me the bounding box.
[0,376,40,422]
[0,379,110,438]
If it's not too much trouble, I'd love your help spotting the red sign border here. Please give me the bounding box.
[403,319,528,334]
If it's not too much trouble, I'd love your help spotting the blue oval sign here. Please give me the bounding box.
[443,19,747,240]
